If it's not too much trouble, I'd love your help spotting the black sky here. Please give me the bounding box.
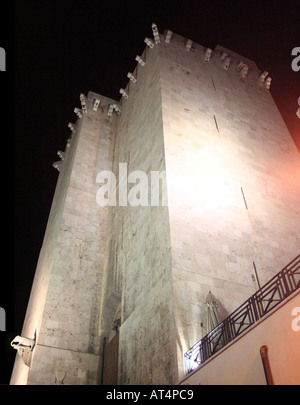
[7,0,300,384]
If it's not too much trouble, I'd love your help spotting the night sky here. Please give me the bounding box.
[5,0,300,384]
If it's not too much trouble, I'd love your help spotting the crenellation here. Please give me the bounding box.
[144,37,155,49]
[151,22,161,44]
[92,98,100,111]
[164,29,173,44]
[127,72,137,83]
[74,107,83,119]
[185,38,193,52]
[119,88,129,99]
[80,93,88,113]
[135,54,145,67]
[68,122,76,133]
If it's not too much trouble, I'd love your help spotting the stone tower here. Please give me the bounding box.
[11,26,300,385]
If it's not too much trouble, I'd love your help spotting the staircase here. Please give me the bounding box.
[185,254,300,374]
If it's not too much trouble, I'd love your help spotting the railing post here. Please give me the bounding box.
[223,318,232,346]
[185,254,300,375]
[281,267,291,298]
[250,295,261,321]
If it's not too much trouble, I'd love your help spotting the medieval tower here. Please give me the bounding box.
[11,26,300,385]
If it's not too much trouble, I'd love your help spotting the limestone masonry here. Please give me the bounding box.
[11,26,300,385]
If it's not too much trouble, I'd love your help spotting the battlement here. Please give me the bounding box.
[66,25,272,126]
[116,25,272,110]
[161,29,260,71]
[215,45,258,71]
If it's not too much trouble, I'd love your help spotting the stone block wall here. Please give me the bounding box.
[11,93,117,384]
[158,32,300,379]
[102,43,178,385]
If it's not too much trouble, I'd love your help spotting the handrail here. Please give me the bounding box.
[184,254,300,374]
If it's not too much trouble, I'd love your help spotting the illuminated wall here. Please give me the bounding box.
[159,32,300,379]
[11,28,300,385]
[11,93,117,384]
[101,43,178,385]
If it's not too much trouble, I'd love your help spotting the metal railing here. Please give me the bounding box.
[184,254,300,374]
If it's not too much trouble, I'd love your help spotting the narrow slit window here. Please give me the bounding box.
[213,114,219,133]
[211,76,216,91]
[241,187,248,209]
